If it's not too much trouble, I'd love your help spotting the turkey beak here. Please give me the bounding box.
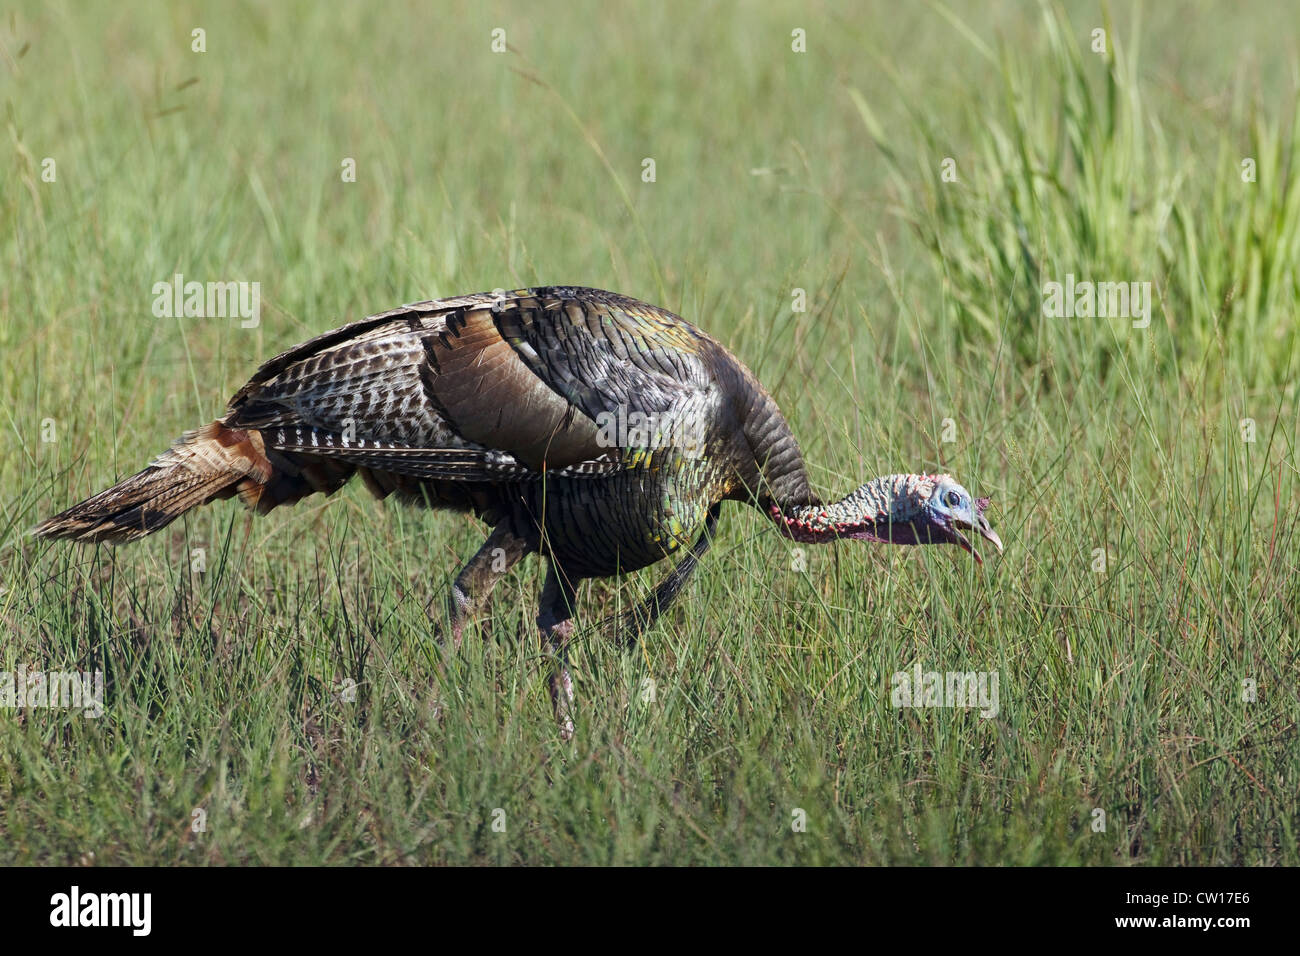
[975,513,1003,556]
[952,511,1003,564]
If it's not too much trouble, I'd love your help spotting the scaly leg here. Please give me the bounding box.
[438,524,529,648]
[538,563,579,740]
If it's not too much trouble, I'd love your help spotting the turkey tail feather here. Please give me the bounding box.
[32,422,275,543]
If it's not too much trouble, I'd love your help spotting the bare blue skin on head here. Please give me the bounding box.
[774,473,1003,563]
[851,476,1002,562]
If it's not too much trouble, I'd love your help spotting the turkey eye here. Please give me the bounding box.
[945,490,961,507]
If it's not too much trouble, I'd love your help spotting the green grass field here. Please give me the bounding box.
[2,0,1296,865]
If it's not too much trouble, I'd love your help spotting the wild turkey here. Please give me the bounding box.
[34,286,1002,737]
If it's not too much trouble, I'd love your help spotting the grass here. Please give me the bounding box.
[1,0,1296,864]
